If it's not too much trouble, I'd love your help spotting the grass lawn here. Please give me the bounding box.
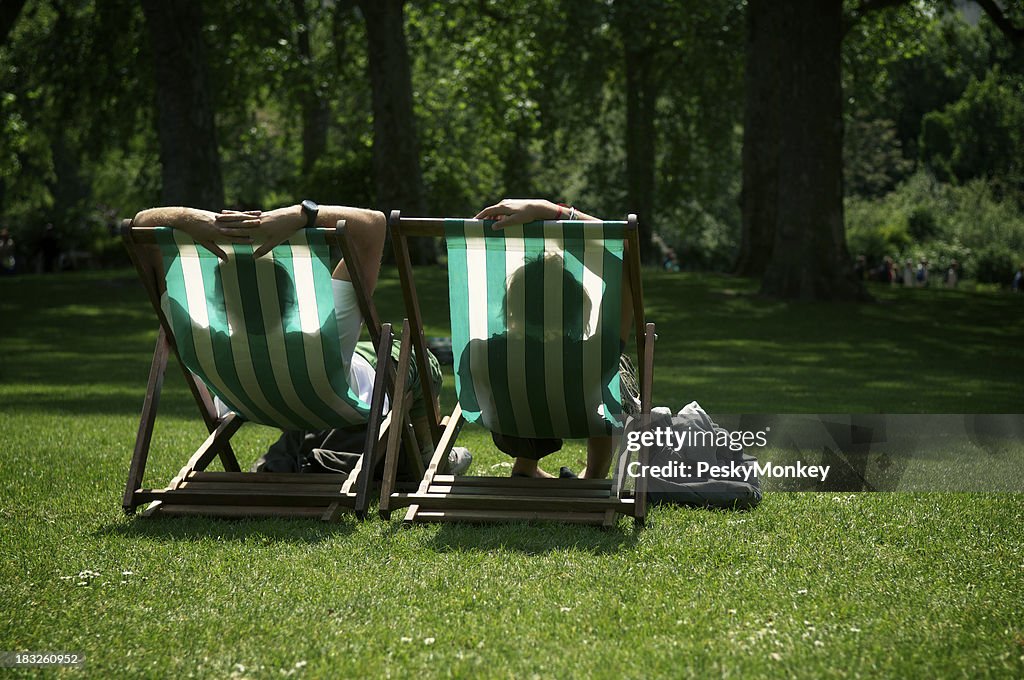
[1,267,1023,678]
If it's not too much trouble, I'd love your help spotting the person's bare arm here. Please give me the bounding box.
[218,204,387,293]
[474,198,599,227]
[133,206,258,260]
[475,198,634,345]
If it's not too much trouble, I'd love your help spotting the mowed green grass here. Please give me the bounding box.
[1,268,1023,678]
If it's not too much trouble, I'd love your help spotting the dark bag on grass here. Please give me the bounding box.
[634,403,762,510]
[250,427,367,476]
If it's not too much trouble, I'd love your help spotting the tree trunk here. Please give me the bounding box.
[358,0,433,264]
[760,0,863,301]
[292,0,329,180]
[734,0,780,277]
[0,0,27,47]
[623,40,658,265]
[141,0,223,209]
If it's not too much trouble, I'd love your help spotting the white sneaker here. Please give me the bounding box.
[447,446,472,474]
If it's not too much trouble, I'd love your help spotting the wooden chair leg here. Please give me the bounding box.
[123,328,170,513]
[635,322,656,526]
[355,323,394,519]
[380,320,413,520]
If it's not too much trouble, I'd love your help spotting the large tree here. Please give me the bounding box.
[733,0,781,279]
[291,0,329,180]
[141,0,223,209]
[760,0,861,300]
[358,0,433,264]
[616,0,663,264]
[738,0,1023,300]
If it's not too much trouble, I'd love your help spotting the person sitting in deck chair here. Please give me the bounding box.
[472,198,641,481]
[132,203,468,474]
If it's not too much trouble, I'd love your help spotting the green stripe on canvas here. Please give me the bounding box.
[162,230,263,421]
[230,246,306,429]
[559,222,589,435]
[484,224,518,435]
[306,229,369,419]
[199,240,275,424]
[443,219,629,438]
[520,228,552,436]
[445,219,481,423]
[599,224,624,428]
[269,241,345,426]
[252,247,331,430]
[155,227,369,430]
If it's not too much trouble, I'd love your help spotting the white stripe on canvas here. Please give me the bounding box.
[502,225,533,437]
[462,221,499,428]
[253,250,330,429]
[219,253,292,427]
[581,235,607,432]
[291,233,364,424]
[175,232,252,420]
[542,222,571,434]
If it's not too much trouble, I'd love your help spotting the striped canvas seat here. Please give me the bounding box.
[379,212,654,526]
[445,219,626,438]
[121,219,416,522]
[155,227,370,431]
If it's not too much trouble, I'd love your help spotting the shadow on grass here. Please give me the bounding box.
[95,513,357,544]
[408,518,642,555]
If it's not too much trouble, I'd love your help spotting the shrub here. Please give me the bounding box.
[972,245,1019,285]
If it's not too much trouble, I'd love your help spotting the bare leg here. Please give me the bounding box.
[511,458,555,478]
[580,436,613,480]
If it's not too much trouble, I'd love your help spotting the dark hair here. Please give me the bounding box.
[502,254,592,338]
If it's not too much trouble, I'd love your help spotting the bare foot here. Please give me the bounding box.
[511,458,555,478]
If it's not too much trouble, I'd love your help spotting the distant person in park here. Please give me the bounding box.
[39,223,60,273]
[854,255,867,281]
[663,248,680,272]
[916,258,929,287]
[0,227,15,275]
[131,203,461,473]
[902,258,914,287]
[472,198,640,480]
[944,259,959,288]
[1013,264,1023,293]
[883,256,895,285]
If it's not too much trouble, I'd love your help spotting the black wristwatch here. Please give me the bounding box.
[300,199,319,228]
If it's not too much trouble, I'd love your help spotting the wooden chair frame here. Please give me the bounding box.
[379,211,655,526]
[120,219,423,521]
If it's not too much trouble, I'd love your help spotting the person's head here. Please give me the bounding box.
[504,254,592,339]
[0,227,8,238]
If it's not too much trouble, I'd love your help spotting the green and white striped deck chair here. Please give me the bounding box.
[380,212,655,526]
[120,220,407,521]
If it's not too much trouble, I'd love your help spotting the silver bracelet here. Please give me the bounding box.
[568,206,577,220]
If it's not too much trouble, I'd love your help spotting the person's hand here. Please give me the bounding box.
[179,209,258,260]
[216,206,304,258]
[474,199,561,228]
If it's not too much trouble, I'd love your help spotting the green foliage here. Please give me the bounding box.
[845,171,1024,284]
[844,8,994,165]
[972,244,1018,284]
[920,68,1024,192]
[0,0,1020,276]
[843,115,914,197]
